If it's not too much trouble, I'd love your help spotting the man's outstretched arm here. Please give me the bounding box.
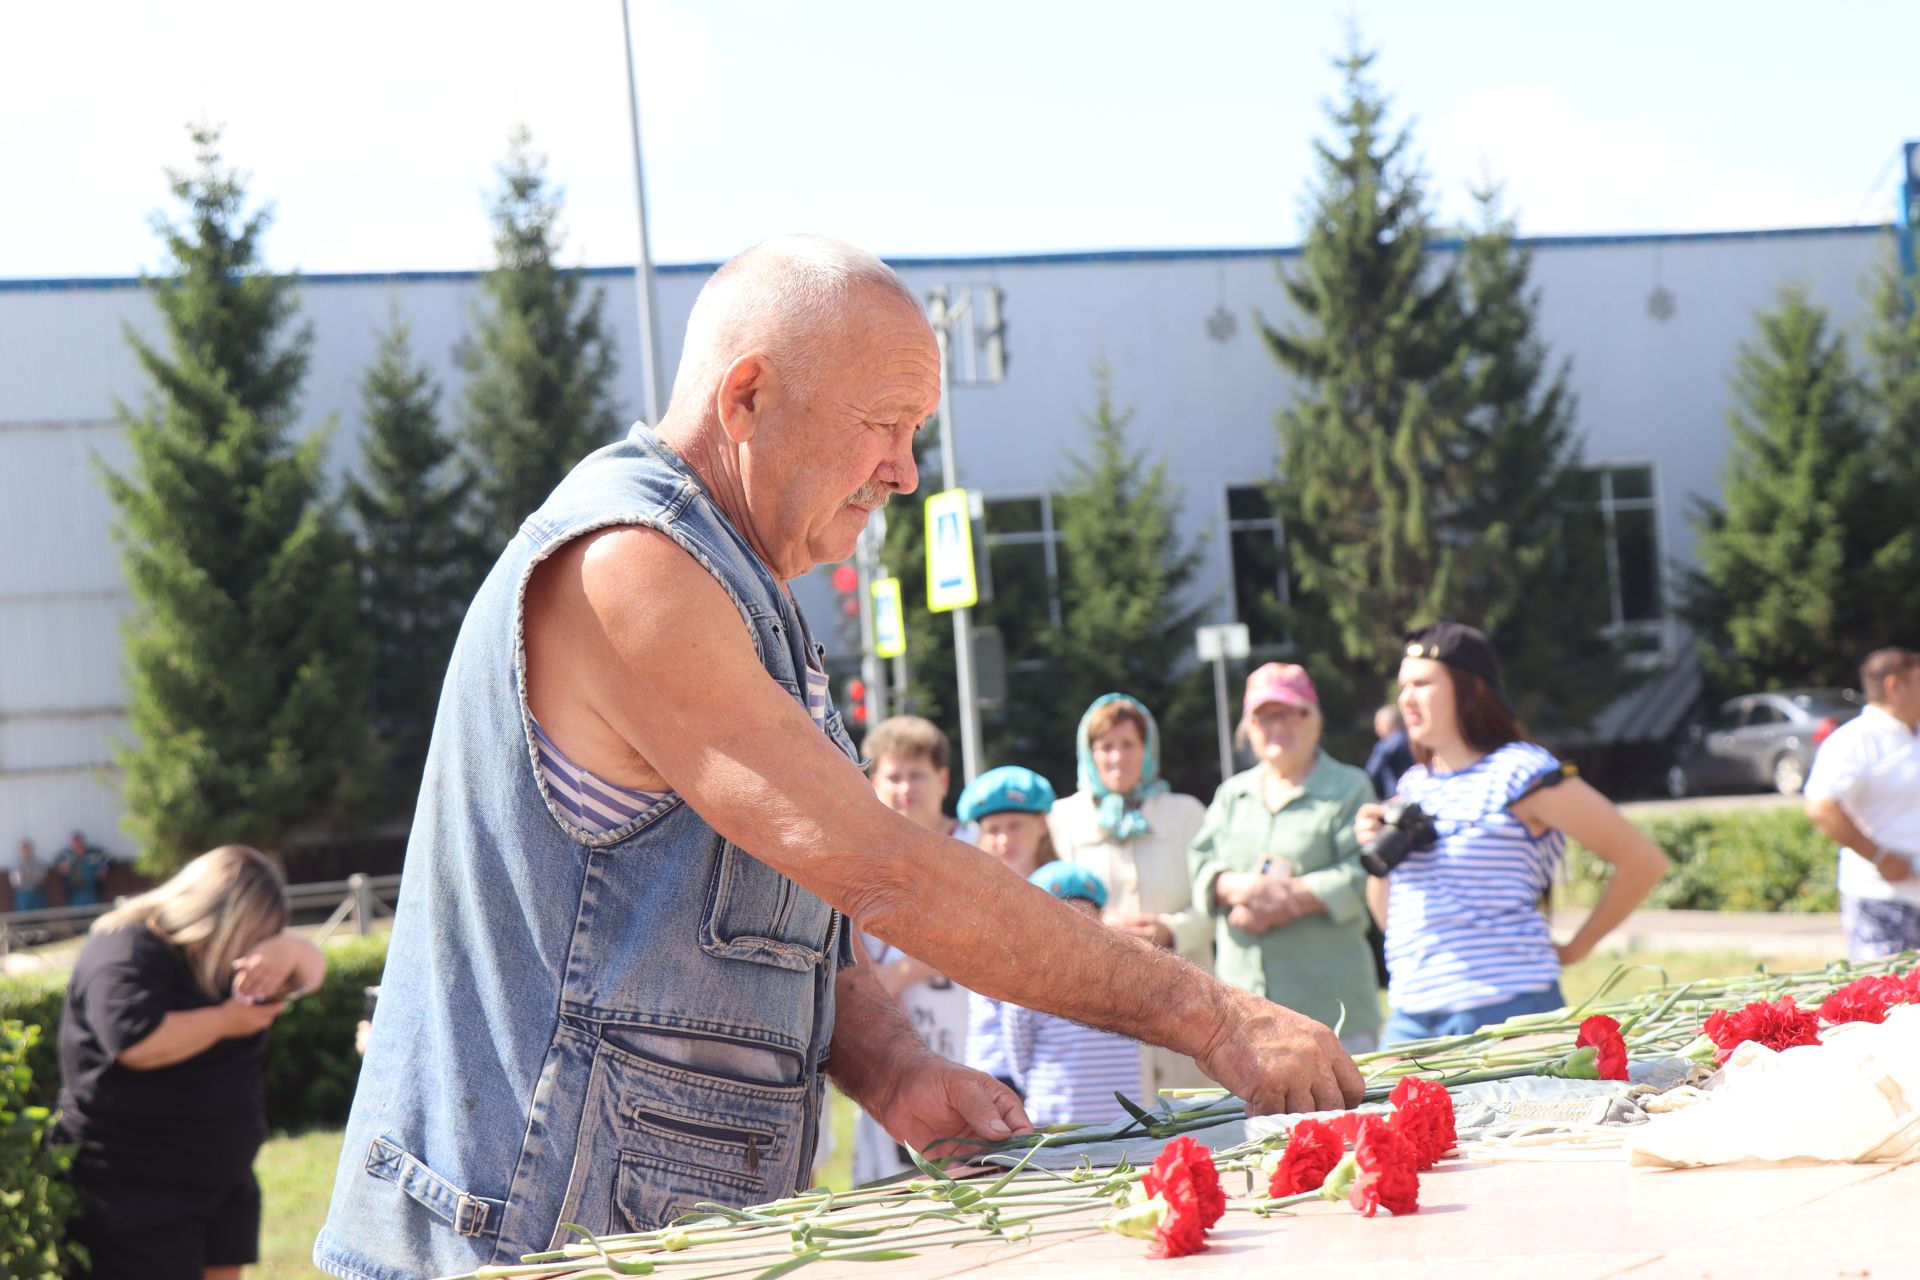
[534,527,1363,1116]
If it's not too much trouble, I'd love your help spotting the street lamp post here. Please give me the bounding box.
[619,0,667,423]
[1196,623,1252,784]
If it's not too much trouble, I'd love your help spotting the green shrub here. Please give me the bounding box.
[0,933,388,1134]
[1,1019,84,1278]
[1564,808,1840,913]
[263,934,388,1131]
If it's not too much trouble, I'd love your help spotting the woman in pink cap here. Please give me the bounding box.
[1188,663,1382,1051]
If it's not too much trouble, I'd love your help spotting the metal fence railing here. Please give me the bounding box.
[0,871,402,959]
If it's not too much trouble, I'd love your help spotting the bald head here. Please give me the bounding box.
[667,235,923,422]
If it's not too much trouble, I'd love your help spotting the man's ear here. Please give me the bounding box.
[716,353,777,444]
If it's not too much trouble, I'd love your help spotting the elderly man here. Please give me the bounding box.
[1805,647,1920,960]
[316,236,1358,1280]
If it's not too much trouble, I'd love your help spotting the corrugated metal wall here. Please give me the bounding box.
[0,226,1893,855]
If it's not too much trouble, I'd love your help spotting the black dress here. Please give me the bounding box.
[56,924,268,1278]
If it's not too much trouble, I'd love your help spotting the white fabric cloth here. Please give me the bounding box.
[1625,1005,1920,1169]
[1806,704,1920,905]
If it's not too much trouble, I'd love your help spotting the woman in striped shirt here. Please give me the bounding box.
[1359,623,1669,1045]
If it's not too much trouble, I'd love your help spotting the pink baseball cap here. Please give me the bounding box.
[1243,662,1317,717]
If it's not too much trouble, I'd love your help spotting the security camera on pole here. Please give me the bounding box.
[924,285,1007,785]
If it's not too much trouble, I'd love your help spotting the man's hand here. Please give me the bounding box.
[1197,988,1364,1117]
[867,1052,1034,1164]
[1877,848,1915,884]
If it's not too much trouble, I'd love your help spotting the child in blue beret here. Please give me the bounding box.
[965,851,1144,1128]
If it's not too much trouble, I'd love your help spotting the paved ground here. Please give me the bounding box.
[1619,792,1803,819]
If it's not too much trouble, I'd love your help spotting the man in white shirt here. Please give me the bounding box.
[1805,648,1920,960]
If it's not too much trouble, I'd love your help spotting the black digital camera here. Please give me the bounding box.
[1358,801,1439,877]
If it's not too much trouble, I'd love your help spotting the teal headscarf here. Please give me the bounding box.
[1075,692,1170,842]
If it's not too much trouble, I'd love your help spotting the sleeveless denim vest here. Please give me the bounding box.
[315,426,858,1280]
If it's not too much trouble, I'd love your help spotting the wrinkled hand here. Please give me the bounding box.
[1199,988,1364,1118]
[1226,876,1302,935]
[869,1052,1034,1165]
[231,936,302,1003]
[220,995,287,1037]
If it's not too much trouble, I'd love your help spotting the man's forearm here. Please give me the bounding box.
[840,830,1234,1073]
[826,960,933,1111]
[1806,797,1876,857]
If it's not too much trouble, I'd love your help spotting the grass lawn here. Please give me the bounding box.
[252,944,1825,1276]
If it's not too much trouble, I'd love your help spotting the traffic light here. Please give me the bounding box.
[830,562,861,655]
[846,678,868,726]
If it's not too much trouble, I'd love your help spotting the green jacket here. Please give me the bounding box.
[1188,753,1381,1034]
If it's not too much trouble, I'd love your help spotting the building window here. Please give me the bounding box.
[1571,463,1665,632]
[1226,483,1291,648]
[981,495,1064,659]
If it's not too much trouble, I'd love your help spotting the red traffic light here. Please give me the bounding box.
[848,679,866,703]
[832,564,859,594]
[852,704,869,724]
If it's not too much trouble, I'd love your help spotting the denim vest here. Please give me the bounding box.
[315,426,858,1280]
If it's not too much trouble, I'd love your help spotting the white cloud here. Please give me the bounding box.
[1427,84,1857,235]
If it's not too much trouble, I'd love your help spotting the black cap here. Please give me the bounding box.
[1404,621,1510,708]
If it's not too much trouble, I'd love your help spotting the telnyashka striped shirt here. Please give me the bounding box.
[968,993,1142,1128]
[532,667,836,838]
[1385,741,1566,1015]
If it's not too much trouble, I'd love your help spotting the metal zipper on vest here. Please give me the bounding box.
[630,1107,773,1173]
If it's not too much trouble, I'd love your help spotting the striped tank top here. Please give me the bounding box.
[1384,741,1566,1014]
[532,666,836,838]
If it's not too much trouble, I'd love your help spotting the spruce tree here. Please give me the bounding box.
[1685,286,1883,688]
[1452,186,1622,727]
[1023,368,1212,796]
[1259,44,1472,721]
[104,124,368,872]
[462,126,622,552]
[347,308,474,816]
[1858,257,1920,646]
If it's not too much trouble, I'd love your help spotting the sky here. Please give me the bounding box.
[5,0,1918,279]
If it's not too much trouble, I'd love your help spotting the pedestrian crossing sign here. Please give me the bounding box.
[872,577,906,658]
[924,488,978,613]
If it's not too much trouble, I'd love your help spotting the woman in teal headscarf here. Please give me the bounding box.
[1047,693,1211,1093]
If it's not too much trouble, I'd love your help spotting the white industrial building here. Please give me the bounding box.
[0,221,1899,855]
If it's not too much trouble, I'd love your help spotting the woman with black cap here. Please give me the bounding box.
[1358,622,1668,1045]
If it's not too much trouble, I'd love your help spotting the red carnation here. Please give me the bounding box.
[1702,995,1822,1064]
[1348,1115,1420,1217]
[1322,1111,1364,1144]
[1147,1136,1225,1228]
[1139,1137,1221,1256]
[1902,966,1920,1000]
[1819,978,1893,1026]
[1575,1014,1630,1082]
[1386,1076,1456,1169]
[1269,1118,1346,1195]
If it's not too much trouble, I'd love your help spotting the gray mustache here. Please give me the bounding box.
[849,483,891,507]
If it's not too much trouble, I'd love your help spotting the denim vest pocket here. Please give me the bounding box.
[701,841,835,972]
[613,1152,766,1234]
[364,1137,505,1240]
[561,1035,807,1236]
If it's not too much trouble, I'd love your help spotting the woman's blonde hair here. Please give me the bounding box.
[94,845,290,999]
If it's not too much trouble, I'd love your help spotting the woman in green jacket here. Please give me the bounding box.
[1189,662,1382,1051]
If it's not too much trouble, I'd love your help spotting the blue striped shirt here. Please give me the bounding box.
[966,993,1141,1128]
[1385,741,1565,1015]
[531,667,836,838]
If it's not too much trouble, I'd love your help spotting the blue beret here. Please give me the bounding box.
[1028,860,1108,909]
[956,765,1057,824]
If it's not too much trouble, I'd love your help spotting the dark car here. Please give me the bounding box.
[1667,688,1862,798]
